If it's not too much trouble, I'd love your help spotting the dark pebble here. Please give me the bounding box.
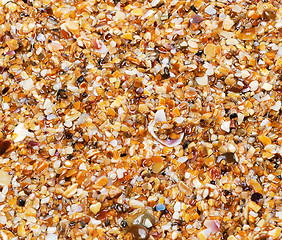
[230,113,238,119]
[69,221,76,226]
[263,9,276,21]
[251,192,263,204]
[18,198,26,207]
[195,50,203,56]
[79,221,86,228]
[162,67,170,79]
[76,75,85,85]
[2,86,9,95]
[121,220,127,228]
[217,152,236,164]
[190,5,197,13]
[57,89,67,99]
[0,140,11,155]
[105,219,110,226]
[82,92,88,98]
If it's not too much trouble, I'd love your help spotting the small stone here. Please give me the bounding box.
[46,234,58,240]
[129,199,145,209]
[249,81,258,91]
[257,135,271,146]
[108,186,122,199]
[151,162,165,174]
[127,208,155,228]
[204,43,216,58]
[263,9,276,21]
[65,20,79,32]
[249,201,261,212]
[22,78,33,91]
[188,39,198,49]
[6,2,18,12]
[121,220,127,228]
[241,70,250,78]
[128,224,148,240]
[139,104,149,113]
[262,82,272,91]
[270,101,281,111]
[121,33,132,40]
[37,33,46,42]
[230,113,238,119]
[115,11,126,21]
[226,38,239,45]
[131,8,143,16]
[223,16,234,30]
[205,5,216,15]
[190,14,204,24]
[63,184,78,198]
[196,74,208,85]
[6,39,19,51]
[0,169,12,186]
[94,176,108,188]
[90,202,102,215]
[48,41,63,52]
[217,152,236,164]
[0,140,11,155]
[18,198,26,206]
[268,227,281,238]
[17,225,26,238]
[155,204,166,212]
[221,121,230,132]
[251,193,263,204]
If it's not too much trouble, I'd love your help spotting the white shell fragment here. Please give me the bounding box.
[148,109,184,147]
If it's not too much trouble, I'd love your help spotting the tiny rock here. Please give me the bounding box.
[7,39,19,51]
[0,169,12,186]
[65,20,79,32]
[90,202,101,215]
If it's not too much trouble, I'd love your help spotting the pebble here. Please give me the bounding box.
[262,82,272,91]
[205,5,216,15]
[196,74,208,85]
[251,193,263,204]
[90,202,102,215]
[46,234,58,240]
[128,224,148,240]
[0,169,12,186]
[127,208,156,228]
[155,204,166,212]
[221,121,230,132]
[249,81,258,91]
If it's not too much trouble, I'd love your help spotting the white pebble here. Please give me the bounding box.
[221,121,230,132]
[46,234,58,240]
[249,81,258,91]
[241,69,250,78]
[270,101,281,111]
[262,82,272,91]
[205,5,216,15]
[174,202,181,212]
[226,38,239,45]
[13,123,29,142]
[196,74,208,85]
[22,78,33,91]
[37,33,46,42]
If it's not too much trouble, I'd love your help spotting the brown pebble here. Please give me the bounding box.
[128,224,149,240]
[263,9,276,21]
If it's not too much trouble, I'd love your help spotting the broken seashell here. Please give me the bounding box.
[148,109,184,147]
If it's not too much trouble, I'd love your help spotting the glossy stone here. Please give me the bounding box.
[129,224,149,240]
